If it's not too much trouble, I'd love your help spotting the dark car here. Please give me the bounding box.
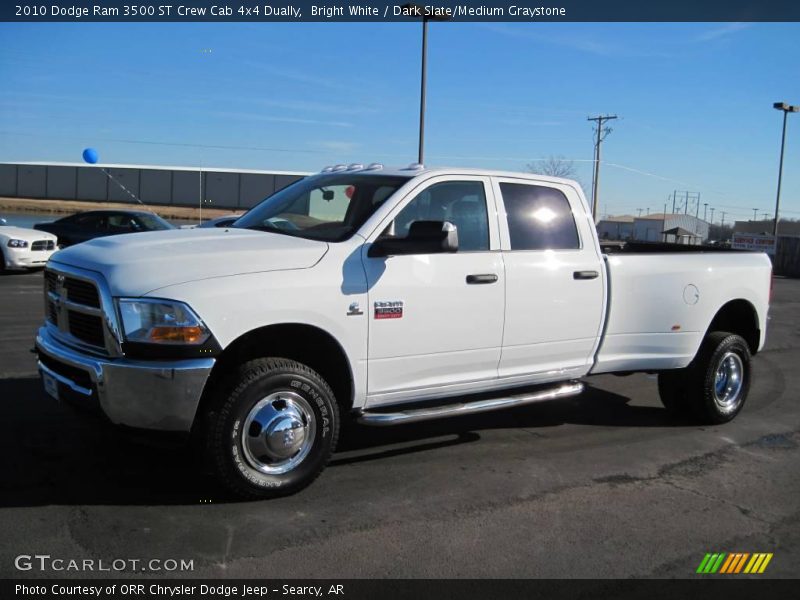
[34,210,175,247]
[197,214,242,229]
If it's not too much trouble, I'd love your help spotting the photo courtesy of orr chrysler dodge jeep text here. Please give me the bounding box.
[34,164,772,498]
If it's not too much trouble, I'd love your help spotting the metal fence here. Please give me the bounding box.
[0,162,309,210]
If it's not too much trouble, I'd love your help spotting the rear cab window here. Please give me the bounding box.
[498,182,580,251]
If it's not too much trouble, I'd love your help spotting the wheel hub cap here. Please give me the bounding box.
[242,391,316,475]
[713,351,744,411]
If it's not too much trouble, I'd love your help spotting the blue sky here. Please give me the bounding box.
[0,21,799,221]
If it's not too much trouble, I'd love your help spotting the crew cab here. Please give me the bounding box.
[34,165,772,498]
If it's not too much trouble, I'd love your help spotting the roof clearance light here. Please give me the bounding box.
[321,166,334,172]
[366,163,383,170]
[331,164,347,172]
[403,162,424,170]
[347,163,364,170]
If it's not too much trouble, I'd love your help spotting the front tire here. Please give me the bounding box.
[657,332,751,424]
[205,358,339,499]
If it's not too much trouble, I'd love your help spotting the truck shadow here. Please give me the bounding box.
[0,377,681,507]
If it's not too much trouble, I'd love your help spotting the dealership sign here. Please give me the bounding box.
[732,233,776,255]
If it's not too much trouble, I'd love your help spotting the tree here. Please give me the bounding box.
[526,155,576,179]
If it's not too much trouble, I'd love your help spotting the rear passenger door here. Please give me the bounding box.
[493,178,605,383]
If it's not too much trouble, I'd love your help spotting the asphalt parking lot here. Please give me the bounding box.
[0,269,798,579]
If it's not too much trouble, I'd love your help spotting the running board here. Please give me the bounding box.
[357,381,584,426]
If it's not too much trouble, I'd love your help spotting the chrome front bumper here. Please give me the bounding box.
[35,326,215,432]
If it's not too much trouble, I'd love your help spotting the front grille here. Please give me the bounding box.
[67,311,105,347]
[44,270,57,293]
[31,240,55,251]
[45,270,101,308]
[47,301,58,324]
[64,279,100,308]
[44,267,110,353]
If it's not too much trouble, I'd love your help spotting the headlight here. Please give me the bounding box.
[117,298,211,345]
[7,239,28,248]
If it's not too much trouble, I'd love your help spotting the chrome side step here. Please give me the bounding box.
[357,381,584,426]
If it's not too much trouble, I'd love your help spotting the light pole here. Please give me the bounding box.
[403,4,450,165]
[773,102,799,238]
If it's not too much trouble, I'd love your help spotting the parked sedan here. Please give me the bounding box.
[34,210,174,247]
[179,214,243,229]
[0,220,58,271]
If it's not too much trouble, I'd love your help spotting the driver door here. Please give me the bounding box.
[362,176,505,407]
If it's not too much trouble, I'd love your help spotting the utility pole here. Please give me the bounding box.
[671,191,676,214]
[720,212,726,227]
[703,203,708,221]
[637,208,642,217]
[588,114,618,220]
[710,207,715,224]
[404,3,451,165]
[752,208,758,221]
[762,212,769,220]
[773,102,798,238]
[646,208,650,216]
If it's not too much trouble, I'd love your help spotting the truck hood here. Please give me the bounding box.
[50,228,329,296]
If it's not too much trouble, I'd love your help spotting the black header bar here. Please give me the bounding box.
[3,1,800,23]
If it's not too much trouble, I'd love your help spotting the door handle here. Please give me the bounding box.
[573,270,599,280]
[466,274,499,285]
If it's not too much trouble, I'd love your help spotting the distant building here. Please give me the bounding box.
[734,219,800,238]
[596,215,635,240]
[633,213,709,245]
[597,213,710,244]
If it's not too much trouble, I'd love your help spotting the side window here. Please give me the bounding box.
[389,181,490,252]
[74,214,104,231]
[500,183,579,250]
[108,214,139,232]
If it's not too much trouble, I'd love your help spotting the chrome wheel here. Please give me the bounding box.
[713,351,744,412]
[242,391,316,475]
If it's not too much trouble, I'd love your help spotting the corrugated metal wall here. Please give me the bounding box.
[0,163,308,210]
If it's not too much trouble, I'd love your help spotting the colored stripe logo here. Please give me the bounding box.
[696,552,773,574]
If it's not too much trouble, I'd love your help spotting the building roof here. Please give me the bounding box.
[734,219,800,236]
[600,215,635,223]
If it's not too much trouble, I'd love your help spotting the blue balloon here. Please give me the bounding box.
[82,148,99,164]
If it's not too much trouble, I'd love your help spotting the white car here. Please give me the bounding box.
[0,220,58,271]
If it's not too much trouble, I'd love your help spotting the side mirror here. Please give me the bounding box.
[368,220,459,257]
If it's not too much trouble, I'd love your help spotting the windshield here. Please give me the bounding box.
[136,213,174,231]
[234,174,410,242]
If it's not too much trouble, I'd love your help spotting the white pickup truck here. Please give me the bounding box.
[35,165,772,498]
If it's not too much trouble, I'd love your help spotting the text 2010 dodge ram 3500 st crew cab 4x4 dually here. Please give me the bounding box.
[35,165,772,498]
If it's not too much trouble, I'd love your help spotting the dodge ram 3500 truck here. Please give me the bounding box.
[35,164,772,498]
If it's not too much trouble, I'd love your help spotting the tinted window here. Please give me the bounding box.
[500,183,579,250]
[389,181,489,252]
[108,214,139,232]
[72,214,104,230]
[135,213,174,231]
